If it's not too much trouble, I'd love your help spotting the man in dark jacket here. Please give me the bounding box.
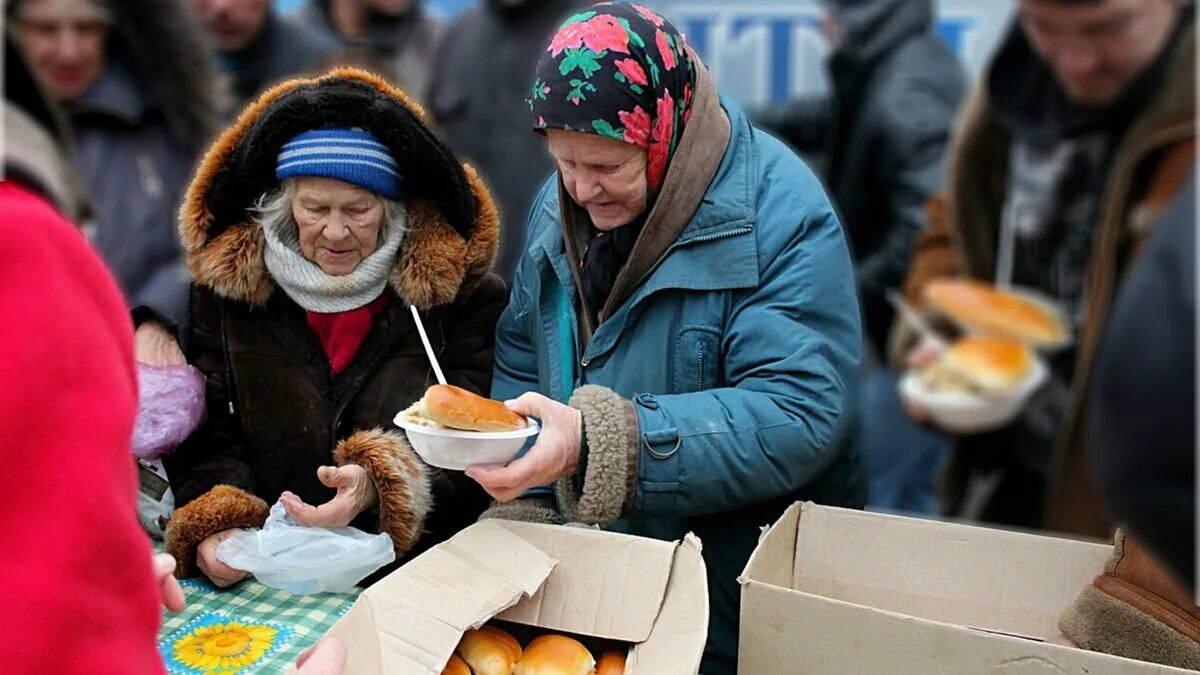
[292,0,441,101]
[427,0,586,281]
[755,0,965,356]
[899,0,1194,536]
[755,0,966,515]
[10,0,221,361]
[190,0,339,112]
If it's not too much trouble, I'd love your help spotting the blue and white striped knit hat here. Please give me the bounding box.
[276,127,402,199]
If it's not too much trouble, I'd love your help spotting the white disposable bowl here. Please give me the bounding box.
[392,413,540,471]
[899,358,1049,435]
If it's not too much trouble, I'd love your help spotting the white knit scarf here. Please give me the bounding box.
[261,208,406,312]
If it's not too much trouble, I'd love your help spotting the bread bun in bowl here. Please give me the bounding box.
[404,384,527,432]
[920,336,1034,397]
[457,626,522,675]
[900,336,1048,434]
[924,278,1068,349]
[513,635,596,675]
[394,386,539,471]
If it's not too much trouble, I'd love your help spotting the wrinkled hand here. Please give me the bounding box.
[294,637,348,674]
[153,553,185,612]
[280,465,377,528]
[466,393,581,502]
[197,528,249,588]
[135,321,185,366]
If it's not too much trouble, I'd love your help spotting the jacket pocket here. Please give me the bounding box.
[672,325,722,393]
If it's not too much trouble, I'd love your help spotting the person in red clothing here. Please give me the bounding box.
[162,68,506,589]
[1,35,349,674]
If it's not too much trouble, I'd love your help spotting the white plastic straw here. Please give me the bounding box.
[409,305,447,385]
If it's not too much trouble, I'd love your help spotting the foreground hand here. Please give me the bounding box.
[197,528,249,588]
[153,553,186,612]
[902,336,947,423]
[466,392,581,502]
[281,465,377,528]
[294,637,348,674]
[135,321,185,366]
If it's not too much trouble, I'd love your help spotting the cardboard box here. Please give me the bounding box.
[325,519,708,673]
[739,502,1192,674]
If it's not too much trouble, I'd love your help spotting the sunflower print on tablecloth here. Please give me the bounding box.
[164,612,293,674]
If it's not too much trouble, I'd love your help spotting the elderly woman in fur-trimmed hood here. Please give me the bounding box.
[162,68,504,587]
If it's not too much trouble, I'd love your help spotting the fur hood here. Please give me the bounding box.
[179,68,499,310]
[7,0,221,144]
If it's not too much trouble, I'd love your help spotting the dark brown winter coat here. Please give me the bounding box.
[164,68,505,578]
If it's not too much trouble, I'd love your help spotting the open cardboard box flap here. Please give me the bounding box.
[327,519,705,674]
[738,502,1193,674]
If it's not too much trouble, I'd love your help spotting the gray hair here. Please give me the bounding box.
[253,178,408,245]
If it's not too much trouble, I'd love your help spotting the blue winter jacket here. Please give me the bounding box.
[491,98,867,674]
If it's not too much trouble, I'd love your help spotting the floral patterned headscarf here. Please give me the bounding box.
[530,2,696,193]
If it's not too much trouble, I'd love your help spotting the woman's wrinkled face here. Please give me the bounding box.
[547,129,648,232]
[292,177,385,276]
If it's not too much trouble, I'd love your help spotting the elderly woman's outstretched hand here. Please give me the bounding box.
[280,465,378,528]
[466,393,582,502]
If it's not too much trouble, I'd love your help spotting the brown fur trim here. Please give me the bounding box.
[1059,584,1200,670]
[479,498,563,525]
[456,164,501,299]
[334,428,431,556]
[558,385,639,526]
[165,485,268,578]
[184,224,274,307]
[180,68,499,309]
[392,197,469,310]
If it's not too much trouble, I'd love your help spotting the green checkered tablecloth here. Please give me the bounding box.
[155,544,359,674]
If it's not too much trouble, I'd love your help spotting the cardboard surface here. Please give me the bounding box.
[326,520,556,673]
[327,519,707,674]
[740,502,1193,675]
[495,521,677,642]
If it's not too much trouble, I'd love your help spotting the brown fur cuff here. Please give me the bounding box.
[165,485,268,578]
[334,428,430,557]
[558,385,639,526]
[1059,584,1200,670]
[479,498,563,525]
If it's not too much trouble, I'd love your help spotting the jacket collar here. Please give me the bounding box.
[70,63,149,125]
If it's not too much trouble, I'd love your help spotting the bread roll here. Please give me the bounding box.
[412,384,527,432]
[513,635,595,675]
[457,626,522,675]
[922,336,1033,396]
[595,650,627,675]
[924,278,1066,347]
[441,654,472,675]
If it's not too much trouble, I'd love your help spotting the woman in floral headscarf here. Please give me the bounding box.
[470,4,865,672]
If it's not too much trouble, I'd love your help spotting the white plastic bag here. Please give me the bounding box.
[216,500,395,594]
[136,458,174,539]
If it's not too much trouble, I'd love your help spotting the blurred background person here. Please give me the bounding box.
[428,0,587,281]
[9,0,222,364]
[898,0,1194,536]
[754,0,966,516]
[190,0,339,113]
[292,0,441,100]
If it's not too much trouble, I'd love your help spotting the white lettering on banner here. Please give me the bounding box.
[644,0,1014,105]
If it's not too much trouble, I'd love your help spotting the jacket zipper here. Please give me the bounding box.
[630,225,753,290]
